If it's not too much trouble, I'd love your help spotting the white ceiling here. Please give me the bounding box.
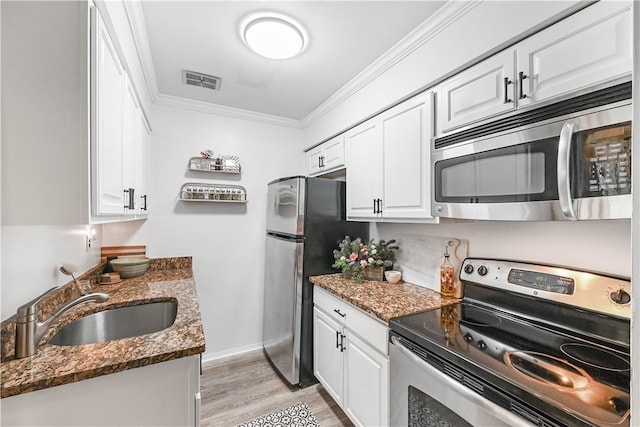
[141,1,446,122]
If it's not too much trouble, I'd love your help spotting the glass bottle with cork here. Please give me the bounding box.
[440,245,458,297]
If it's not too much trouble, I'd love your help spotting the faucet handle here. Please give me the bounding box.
[16,286,62,322]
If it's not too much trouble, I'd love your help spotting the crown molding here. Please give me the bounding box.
[125,0,476,129]
[300,1,479,128]
[155,94,302,128]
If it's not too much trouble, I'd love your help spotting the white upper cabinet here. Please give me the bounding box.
[307,135,345,176]
[123,75,142,215]
[346,91,435,222]
[91,7,150,220]
[138,115,152,214]
[92,8,126,216]
[345,121,383,219]
[517,1,632,107]
[437,49,516,134]
[436,1,631,136]
[381,92,434,220]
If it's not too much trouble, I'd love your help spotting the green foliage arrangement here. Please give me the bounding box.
[332,236,399,283]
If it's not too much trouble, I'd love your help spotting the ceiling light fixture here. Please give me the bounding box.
[241,13,308,60]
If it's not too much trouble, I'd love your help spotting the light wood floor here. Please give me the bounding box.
[200,349,354,427]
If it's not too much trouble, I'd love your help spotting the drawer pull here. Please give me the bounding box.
[334,309,346,318]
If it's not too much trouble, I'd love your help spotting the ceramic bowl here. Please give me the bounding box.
[110,257,150,279]
[385,270,402,284]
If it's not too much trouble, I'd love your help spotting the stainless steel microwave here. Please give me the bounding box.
[432,85,632,221]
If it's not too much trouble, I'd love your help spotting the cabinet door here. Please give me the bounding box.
[345,120,383,220]
[138,114,151,215]
[307,146,324,176]
[92,9,125,216]
[343,332,389,427]
[322,135,345,171]
[380,92,434,220]
[436,49,516,134]
[517,1,631,107]
[313,307,344,406]
[123,75,141,215]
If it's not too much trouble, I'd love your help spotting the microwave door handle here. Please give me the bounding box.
[557,122,577,220]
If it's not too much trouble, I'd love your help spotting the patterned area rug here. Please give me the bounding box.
[237,402,320,427]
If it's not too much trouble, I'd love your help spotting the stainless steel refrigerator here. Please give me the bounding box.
[263,176,368,386]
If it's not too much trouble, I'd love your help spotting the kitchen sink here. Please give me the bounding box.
[48,300,178,346]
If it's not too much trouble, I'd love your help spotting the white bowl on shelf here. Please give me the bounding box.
[385,270,402,284]
[110,257,150,279]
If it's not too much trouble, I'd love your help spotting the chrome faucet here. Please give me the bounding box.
[15,286,109,358]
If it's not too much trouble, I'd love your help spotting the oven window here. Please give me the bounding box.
[408,385,472,427]
[441,152,545,197]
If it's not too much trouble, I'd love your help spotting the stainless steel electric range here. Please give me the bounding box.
[390,258,631,427]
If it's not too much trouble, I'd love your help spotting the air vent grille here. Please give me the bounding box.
[182,70,221,91]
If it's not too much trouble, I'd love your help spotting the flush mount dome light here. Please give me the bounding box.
[241,13,307,60]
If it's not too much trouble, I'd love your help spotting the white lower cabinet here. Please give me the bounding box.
[313,287,389,427]
[1,355,201,426]
[344,332,389,427]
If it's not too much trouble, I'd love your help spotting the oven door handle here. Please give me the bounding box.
[557,122,577,220]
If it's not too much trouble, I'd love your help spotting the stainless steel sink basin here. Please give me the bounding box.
[48,301,178,346]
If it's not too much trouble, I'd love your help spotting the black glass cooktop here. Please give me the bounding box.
[391,301,630,427]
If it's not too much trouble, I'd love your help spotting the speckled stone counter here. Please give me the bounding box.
[309,273,459,323]
[0,257,205,398]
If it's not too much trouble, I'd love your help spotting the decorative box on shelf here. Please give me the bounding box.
[179,183,247,203]
[188,156,241,174]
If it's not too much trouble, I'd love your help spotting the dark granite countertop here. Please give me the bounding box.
[309,273,459,324]
[0,257,205,398]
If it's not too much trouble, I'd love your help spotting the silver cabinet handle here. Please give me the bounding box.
[557,122,576,220]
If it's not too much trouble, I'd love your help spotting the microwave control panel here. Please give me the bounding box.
[581,122,631,197]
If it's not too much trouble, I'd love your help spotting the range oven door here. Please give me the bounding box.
[432,103,631,221]
[390,336,533,427]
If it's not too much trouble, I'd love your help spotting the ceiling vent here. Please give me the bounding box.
[182,70,222,91]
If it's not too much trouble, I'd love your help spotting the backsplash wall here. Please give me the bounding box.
[372,219,631,292]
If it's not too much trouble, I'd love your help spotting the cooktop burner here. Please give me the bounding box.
[390,258,631,427]
[560,343,631,372]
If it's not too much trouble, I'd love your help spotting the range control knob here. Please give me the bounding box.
[463,264,474,274]
[609,289,631,305]
[477,340,487,351]
[463,333,474,343]
[477,265,488,276]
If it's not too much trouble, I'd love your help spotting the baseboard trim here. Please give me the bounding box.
[201,343,263,367]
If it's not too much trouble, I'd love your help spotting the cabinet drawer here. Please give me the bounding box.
[314,287,388,355]
[314,286,350,325]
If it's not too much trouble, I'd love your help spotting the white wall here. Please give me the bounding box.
[303,1,579,147]
[1,226,103,321]
[103,104,304,361]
